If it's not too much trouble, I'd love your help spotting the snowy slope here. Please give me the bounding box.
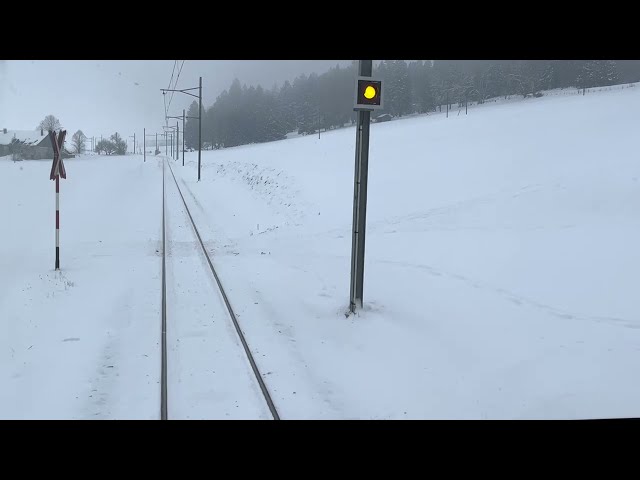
[170,84,640,419]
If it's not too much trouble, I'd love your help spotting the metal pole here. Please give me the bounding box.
[176,121,179,160]
[156,133,158,153]
[446,91,449,118]
[182,109,185,166]
[165,132,167,155]
[144,128,146,162]
[198,76,202,181]
[349,111,363,313]
[355,109,371,307]
[349,59,373,313]
[134,133,136,154]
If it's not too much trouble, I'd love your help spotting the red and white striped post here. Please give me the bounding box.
[55,175,60,269]
[49,130,67,270]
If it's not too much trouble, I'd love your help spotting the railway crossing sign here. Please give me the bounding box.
[49,130,67,180]
[48,130,67,270]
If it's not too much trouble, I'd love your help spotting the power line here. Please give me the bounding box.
[167,60,177,91]
[164,61,178,125]
[167,61,177,112]
[173,61,185,99]
[177,60,185,84]
[168,61,181,109]
[168,60,186,112]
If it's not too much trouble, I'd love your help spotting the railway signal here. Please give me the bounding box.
[354,77,383,110]
[49,130,67,270]
[349,61,382,314]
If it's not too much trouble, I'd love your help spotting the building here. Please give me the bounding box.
[0,128,71,160]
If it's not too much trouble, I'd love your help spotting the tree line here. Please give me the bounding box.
[34,115,89,155]
[95,133,126,155]
[9,115,127,158]
[183,60,640,150]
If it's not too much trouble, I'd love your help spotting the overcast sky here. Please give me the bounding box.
[0,60,352,138]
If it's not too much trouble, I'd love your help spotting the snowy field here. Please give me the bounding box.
[2,84,640,419]
[0,155,162,418]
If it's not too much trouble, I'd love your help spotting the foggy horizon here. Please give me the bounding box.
[0,60,352,137]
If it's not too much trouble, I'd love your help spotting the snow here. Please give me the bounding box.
[163,163,271,419]
[2,84,640,419]
[0,155,162,419]
[169,84,640,419]
[0,130,48,146]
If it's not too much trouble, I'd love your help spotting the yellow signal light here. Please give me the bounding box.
[355,77,383,110]
[364,85,377,99]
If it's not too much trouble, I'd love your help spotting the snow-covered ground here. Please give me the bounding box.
[2,84,639,419]
[0,155,162,419]
[170,84,640,419]
[163,163,271,419]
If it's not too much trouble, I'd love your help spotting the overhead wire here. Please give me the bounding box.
[164,61,178,126]
[168,60,186,112]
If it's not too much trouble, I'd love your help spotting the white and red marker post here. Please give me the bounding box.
[49,130,67,270]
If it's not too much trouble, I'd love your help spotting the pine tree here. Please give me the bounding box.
[600,60,619,85]
[408,61,434,113]
[184,100,199,149]
[382,60,412,117]
[278,80,297,133]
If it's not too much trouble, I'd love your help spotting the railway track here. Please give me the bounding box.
[160,157,279,420]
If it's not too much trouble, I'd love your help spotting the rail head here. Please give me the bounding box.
[164,158,280,420]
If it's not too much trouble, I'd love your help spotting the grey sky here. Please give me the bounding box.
[0,60,352,138]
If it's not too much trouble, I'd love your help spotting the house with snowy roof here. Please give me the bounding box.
[0,128,62,160]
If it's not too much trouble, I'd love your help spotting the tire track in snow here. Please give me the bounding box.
[376,258,639,329]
